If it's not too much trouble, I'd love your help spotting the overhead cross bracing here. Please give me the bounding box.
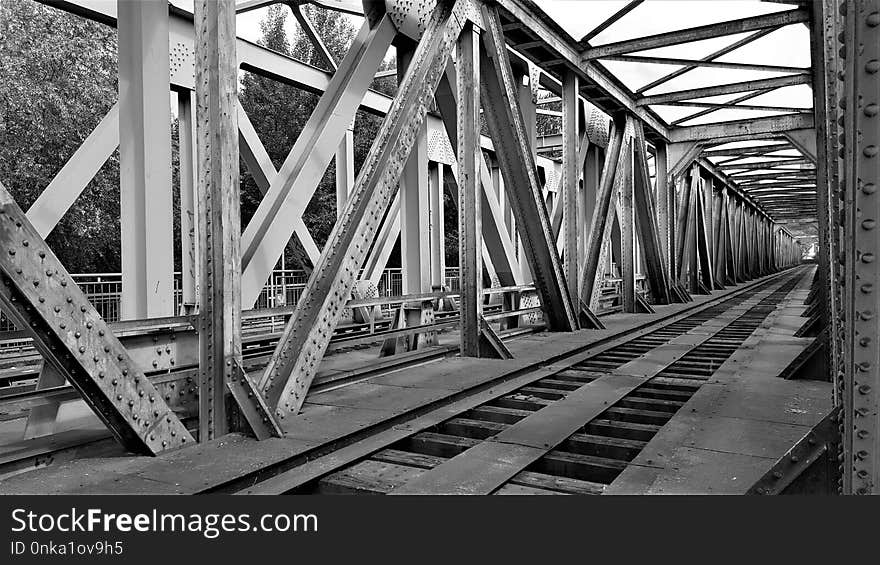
[3,0,868,496]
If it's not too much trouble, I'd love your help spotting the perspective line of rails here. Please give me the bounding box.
[0,266,807,490]
[225,266,808,495]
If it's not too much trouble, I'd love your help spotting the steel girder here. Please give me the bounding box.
[193,0,281,441]
[0,182,194,455]
[257,0,467,418]
[479,4,579,331]
[457,22,483,357]
[581,118,627,309]
[838,0,880,495]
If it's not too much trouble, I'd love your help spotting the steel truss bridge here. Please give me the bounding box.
[0,0,873,495]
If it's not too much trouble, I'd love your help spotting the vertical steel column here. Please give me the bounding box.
[561,71,579,300]
[655,143,672,281]
[258,0,464,418]
[194,0,237,439]
[117,0,174,319]
[178,91,199,313]
[429,162,447,289]
[618,129,636,312]
[840,0,880,494]
[398,47,431,295]
[194,0,279,440]
[458,22,482,357]
[517,67,537,285]
[580,145,601,263]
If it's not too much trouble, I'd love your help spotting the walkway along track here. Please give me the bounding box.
[237,266,810,495]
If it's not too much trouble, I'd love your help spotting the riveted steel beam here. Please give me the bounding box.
[840,0,880,495]
[561,70,580,300]
[0,182,193,455]
[633,121,671,304]
[638,75,811,107]
[669,114,816,143]
[480,4,578,331]
[193,0,281,441]
[581,118,626,308]
[258,0,467,418]
[435,67,521,286]
[583,9,809,60]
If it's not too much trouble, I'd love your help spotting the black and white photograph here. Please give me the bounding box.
[0,0,874,554]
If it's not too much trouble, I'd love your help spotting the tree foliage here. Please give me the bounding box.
[0,0,416,277]
[0,0,120,272]
[239,4,392,272]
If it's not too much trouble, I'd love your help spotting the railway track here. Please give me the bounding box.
[245,268,807,495]
[0,267,807,488]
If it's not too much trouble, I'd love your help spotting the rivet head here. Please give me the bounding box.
[864,183,878,194]
[858,384,872,394]
[866,103,880,117]
[7,250,14,256]
[862,253,875,263]
[863,219,877,230]
[865,145,879,158]
[867,60,880,74]
[868,11,880,26]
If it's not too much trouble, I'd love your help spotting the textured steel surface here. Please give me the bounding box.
[0,182,193,455]
[258,0,467,418]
